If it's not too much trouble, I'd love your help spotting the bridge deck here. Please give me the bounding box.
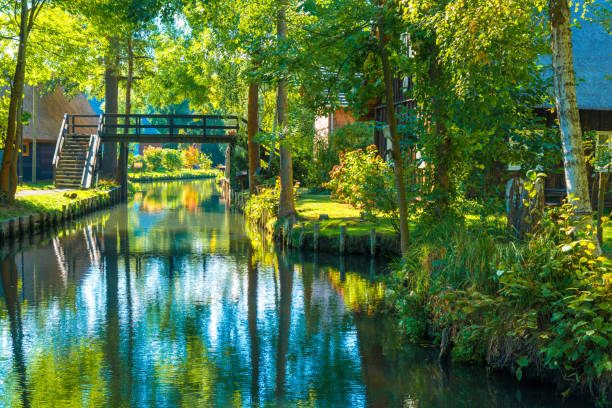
[62,113,239,143]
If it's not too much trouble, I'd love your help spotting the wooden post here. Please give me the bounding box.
[339,225,346,254]
[370,228,376,257]
[18,217,25,236]
[313,223,320,252]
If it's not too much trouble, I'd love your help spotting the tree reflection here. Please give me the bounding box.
[275,250,293,405]
[247,246,260,406]
[103,212,124,406]
[1,256,29,408]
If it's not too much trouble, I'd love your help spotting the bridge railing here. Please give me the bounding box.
[100,114,240,142]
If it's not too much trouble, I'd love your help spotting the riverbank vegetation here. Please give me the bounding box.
[0,0,609,404]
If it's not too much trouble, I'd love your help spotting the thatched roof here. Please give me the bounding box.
[572,7,612,111]
[22,86,96,142]
[540,6,612,111]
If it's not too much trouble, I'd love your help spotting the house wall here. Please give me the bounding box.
[19,141,56,182]
[315,107,357,141]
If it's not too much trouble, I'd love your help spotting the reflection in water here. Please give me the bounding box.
[0,180,587,407]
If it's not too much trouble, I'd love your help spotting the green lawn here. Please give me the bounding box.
[294,192,612,255]
[0,189,109,221]
[295,192,398,238]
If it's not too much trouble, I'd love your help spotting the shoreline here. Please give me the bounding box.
[0,186,125,246]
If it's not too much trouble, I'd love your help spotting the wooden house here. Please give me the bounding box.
[371,10,612,205]
[21,86,97,182]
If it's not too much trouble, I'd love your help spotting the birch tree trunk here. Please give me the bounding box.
[549,0,600,252]
[0,0,29,204]
[549,0,593,216]
[378,14,410,255]
[277,0,296,219]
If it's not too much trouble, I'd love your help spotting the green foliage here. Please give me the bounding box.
[162,148,184,171]
[329,122,374,155]
[143,146,164,171]
[245,178,281,223]
[325,146,399,228]
[386,194,612,403]
[308,122,376,188]
[198,152,213,170]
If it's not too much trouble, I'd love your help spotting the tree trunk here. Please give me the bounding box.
[426,41,451,216]
[597,170,609,246]
[378,14,410,255]
[101,40,119,179]
[549,0,599,253]
[277,0,296,220]
[10,99,24,200]
[118,35,133,192]
[0,0,29,204]
[248,80,260,194]
[549,2,593,213]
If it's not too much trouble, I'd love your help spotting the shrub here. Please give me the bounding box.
[182,145,200,168]
[162,149,184,171]
[198,152,212,170]
[308,122,375,188]
[244,177,301,224]
[245,178,281,223]
[386,187,612,403]
[325,145,398,227]
[143,146,164,171]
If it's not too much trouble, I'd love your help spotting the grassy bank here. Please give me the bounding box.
[128,168,219,182]
[245,186,612,257]
[245,188,402,255]
[1,184,111,221]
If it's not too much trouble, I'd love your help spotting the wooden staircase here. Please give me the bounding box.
[54,134,90,188]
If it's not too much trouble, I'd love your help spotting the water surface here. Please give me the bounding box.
[0,180,586,407]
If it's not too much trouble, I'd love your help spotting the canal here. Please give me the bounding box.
[0,180,585,407]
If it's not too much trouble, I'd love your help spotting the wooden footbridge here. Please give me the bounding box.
[52,113,240,190]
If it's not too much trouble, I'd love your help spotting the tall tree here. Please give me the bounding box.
[276,0,296,219]
[377,3,410,253]
[248,74,260,194]
[0,0,46,204]
[117,33,134,190]
[101,38,119,179]
[548,0,596,224]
